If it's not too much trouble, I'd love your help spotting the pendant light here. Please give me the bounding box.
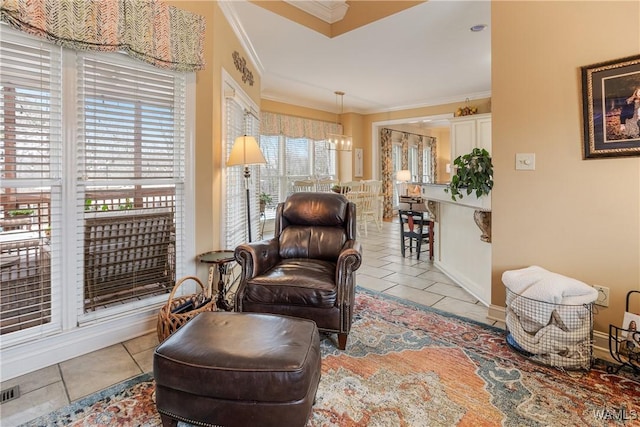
[327,91,352,151]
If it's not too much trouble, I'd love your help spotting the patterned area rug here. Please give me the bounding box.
[25,289,639,426]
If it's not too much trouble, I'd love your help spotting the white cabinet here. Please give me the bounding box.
[450,113,492,160]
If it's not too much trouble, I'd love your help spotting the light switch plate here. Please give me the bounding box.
[515,153,535,170]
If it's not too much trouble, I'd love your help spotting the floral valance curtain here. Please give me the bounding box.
[261,111,341,140]
[0,0,205,72]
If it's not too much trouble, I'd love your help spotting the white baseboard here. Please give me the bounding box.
[592,330,613,363]
[488,304,505,323]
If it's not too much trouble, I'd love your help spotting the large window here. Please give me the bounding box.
[258,135,336,212]
[1,29,62,337]
[76,52,185,319]
[0,27,189,340]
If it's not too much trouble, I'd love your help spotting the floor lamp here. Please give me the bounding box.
[227,135,266,242]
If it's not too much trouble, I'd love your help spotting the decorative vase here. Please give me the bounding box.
[473,210,491,243]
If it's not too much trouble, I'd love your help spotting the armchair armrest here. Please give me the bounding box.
[234,238,280,311]
[338,239,363,268]
[336,239,362,299]
[234,238,280,278]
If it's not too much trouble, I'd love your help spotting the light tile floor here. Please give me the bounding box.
[1,219,502,426]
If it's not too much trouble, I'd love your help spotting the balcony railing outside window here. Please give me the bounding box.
[0,187,177,333]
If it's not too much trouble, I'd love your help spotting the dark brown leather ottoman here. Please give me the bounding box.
[153,311,321,427]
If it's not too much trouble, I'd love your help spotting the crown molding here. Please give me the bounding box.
[284,0,349,24]
[218,1,264,76]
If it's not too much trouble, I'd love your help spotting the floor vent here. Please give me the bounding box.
[1,385,20,404]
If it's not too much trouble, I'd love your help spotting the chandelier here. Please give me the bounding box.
[327,91,352,151]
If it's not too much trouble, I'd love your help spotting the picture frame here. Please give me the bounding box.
[618,311,640,356]
[354,148,363,177]
[581,55,640,159]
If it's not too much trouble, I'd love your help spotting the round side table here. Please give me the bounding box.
[197,250,235,311]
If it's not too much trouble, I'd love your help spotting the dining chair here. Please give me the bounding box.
[398,209,434,260]
[291,179,316,193]
[358,180,383,235]
[315,178,339,192]
[338,181,362,195]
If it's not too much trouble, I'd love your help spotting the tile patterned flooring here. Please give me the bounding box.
[1,219,502,426]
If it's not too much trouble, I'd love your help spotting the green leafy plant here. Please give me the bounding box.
[118,198,133,210]
[445,148,493,201]
[7,208,34,216]
[259,192,273,205]
[259,192,272,213]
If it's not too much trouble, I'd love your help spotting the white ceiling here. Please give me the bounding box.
[221,0,491,116]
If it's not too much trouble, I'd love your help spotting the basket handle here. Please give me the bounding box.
[167,275,205,304]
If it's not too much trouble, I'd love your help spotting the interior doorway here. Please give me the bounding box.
[371,113,453,219]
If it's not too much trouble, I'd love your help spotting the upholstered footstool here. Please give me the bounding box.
[153,311,321,427]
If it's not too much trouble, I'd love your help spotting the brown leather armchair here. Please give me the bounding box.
[234,192,362,350]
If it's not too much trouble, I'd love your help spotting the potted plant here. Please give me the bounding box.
[444,147,493,242]
[445,148,493,201]
[259,192,272,213]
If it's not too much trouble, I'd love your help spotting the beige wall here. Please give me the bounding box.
[430,127,451,183]
[492,1,640,333]
[166,1,261,256]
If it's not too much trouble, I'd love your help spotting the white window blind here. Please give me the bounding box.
[224,88,260,248]
[79,57,184,180]
[422,146,433,183]
[76,52,185,317]
[258,135,282,210]
[0,28,62,337]
[409,144,419,181]
[314,140,335,178]
[285,138,312,177]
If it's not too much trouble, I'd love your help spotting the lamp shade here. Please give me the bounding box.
[396,169,411,182]
[227,135,266,166]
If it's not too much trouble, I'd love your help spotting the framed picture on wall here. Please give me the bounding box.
[354,148,363,177]
[581,54,640,158]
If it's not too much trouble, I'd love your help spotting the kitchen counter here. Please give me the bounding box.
[419,183,491,306]
[420,183,491,211]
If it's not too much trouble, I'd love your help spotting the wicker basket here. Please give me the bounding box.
[157,276,217,342]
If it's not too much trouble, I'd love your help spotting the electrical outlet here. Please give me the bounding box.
[594,285,610,307]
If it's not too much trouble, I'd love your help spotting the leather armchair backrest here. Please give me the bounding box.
[276,192,355,260]
[280,226,346,260]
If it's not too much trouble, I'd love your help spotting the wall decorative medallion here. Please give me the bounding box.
[473,210,491,243]
[426,200,439,223]
[232,51,254,86]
